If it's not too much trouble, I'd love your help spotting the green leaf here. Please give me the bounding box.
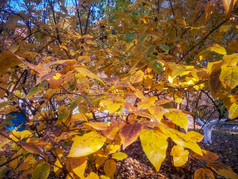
[140,35,148,43]
[26,87,40,98]
[31,163,50,179]
[125,33,136,43]
[152,61,163,73]
[159,45,170,53]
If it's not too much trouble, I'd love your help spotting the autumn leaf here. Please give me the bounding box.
[207,161,238,179]
[31,163,50,179]
[86,122,109,130]
[68,131,106,157]
[171,145,189,167]
[76,67,105,85]
[220,66,238,90]
[140,129,168,172]
[119,123,143,149]
[85,172,99,179]
[148,105,164,122]
[164,109,188,131]
[66,157,87,178]
[192,149,219,161]
[22,142,48,161]
[229,103,238,119]
[112,152,128,160]
[221,0,238,16]
[104,159,117,177]
[194,168,215,179]
[0,51,21,75]
[130,70,144,84]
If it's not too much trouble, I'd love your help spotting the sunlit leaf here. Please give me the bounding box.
[229,103,238,120]
[68,131,106,157]
[148,105,164,122]
[85,172,99,179]
[112,152,128,160]
[66,157,87,178]
[164,109,188,131]
[140,129,168,172]
[171,145,189,167]
[77,67,105,85]
[220,66,238,90]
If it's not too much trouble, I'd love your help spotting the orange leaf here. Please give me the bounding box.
[22,142,48,161]
[207,161,238,179]
[194,168,215,179]
[86,122,109,130]
[222,0,238,16]
[192,149,219,161]
[104,159,117,177]
[119,123,143,149]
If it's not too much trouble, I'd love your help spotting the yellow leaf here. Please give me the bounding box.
[106,140,122,154]
[99,175,110,179]
[53,73,61,80]
[112,152,128,160]
[77,67,105,85]
[194,168,215,179]
[68,131,106,157]
[87,122,109,130]
[138,96,158,110]
[207,161,238,179]
[71,113,88,122]
[229,103,238,119]
[159,126,202,155]
[186,131,204,142]
[171,145,189,167]
[148,105,164,122]
[132,110,154,119]
[164,109,188,131]
[107,103,121,114]
[86,172,99,179]
[119,123,143,149]
[209,44,227,55]
[54,159,62,176]
[220,66,238,90]
[140,129,168,172]
[66,157,87,178]
[104,159,117,177]
[130,70,144,83]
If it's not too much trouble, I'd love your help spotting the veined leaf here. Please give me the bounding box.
[220,66,238,90]
[68,131,106,157]
[140,129,168,172]
[130,70,144,84]
[207,161,238,179]
[31,163,50,179]
[164,109,188,131]
[148,105,164,122]
[194,168,215,179]
[119,123,143,149]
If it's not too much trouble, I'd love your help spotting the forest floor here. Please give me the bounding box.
[118,128,238,179]
[0,128,238,178]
